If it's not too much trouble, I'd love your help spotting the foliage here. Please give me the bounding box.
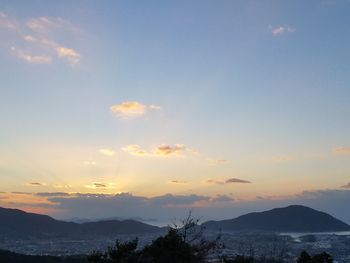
[297,251,333,263]
[88,212,221,263]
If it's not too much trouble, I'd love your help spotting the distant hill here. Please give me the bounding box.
[202,205,350,232]
[0,207,163,239]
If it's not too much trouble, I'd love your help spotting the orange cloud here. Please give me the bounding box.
[154,144,185,157]
[122,144,188,158]
[333,147,350,155]
[110,101,160,119]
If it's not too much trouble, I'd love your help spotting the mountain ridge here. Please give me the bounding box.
[1,205,350,239]
[0,207,163,239]
[202,205,350,232]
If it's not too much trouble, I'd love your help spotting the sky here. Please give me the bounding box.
[0,0,350,224]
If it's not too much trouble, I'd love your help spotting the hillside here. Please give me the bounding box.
[202,205,350,232]
[0,207,162,239]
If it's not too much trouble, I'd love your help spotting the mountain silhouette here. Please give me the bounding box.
[0,207,163,239]
[202,205,350,232]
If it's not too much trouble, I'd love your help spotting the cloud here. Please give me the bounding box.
[0,12,17,29]
[205,179,225,185]
[0,12,81,66]
[341,183,350,189]
[110,101,161,119]
[270,25,296,36]
[333,147,350,155]
[211,194,235,202]
[122,144,188,158]
[226,178,251,184]
[154,144,185,157]
[168,180,188,184]
[99,148,115,156]
[56,47,80,65]
[206,177,251,185]
[26,17,69,33]
[207,158,229,166]
[10,47,52,64]
[122,145,149,156]
[84,182,116,189]
[3,189,350,224]
[27,182,46,186]
[53,184,72,189]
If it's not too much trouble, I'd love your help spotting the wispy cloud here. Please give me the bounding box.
[99,148,115,156]
[10,46,52,64]
[53,184,72,189]
[122,145,149,156]
[154,144,185,157]
[36,192,70,197]
[85,182,116,189]
[110,101,161,119]
[27,182,46,187]
[226,178,251,184]
[122,144,190,158]
[269,25,296,36]
[56,47,80,65]
[26,16,77,33]
[206,177,251,185]
[333,147,350,155]
[168,180,188,184]
[0,12,18,29]
[211,194,235,202]
[0,11,81,66]
[207,158,229,166]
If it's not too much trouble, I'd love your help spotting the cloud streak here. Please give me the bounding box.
[122,144,192,158]
[206,177,251,185]
[27,182,46,186]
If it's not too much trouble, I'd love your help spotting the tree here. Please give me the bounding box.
[297,251,312,263]
[87,212,221,263]
[88,239,140,263]
[297,251,333,263]
[141,229,201,263]
[311,252,332,263]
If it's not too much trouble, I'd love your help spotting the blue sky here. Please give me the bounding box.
[0,0,350,223]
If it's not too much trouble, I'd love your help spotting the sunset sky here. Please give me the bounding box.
[0,0,350,224]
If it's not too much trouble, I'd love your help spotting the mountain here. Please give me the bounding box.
[0,207,163,239]
[202,205,350,232]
